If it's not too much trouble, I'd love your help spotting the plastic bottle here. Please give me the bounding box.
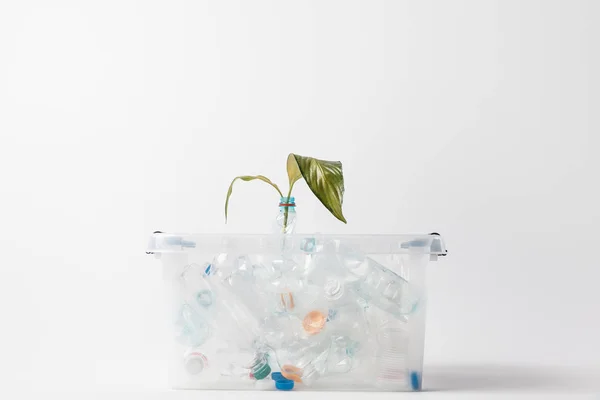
[180,263,216,319]
[220,347,272,381]
[326,335,359,374]
[260,312,305,349]
[203,255,274,380]
[324,277,367,321]
[277,339,330,385]
[286,285,330,337]
[276,332,367,384]
[346,256,420,320]
[271,196,310,314]
[274,197,297,234]
[206,255,271,332]
[174,303,211,347]
[271,280,367,384]
[322,277,369,373]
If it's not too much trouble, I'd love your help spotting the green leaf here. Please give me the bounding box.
[286,153,302,188]
[288,153,347,223]
[225,175,283,222]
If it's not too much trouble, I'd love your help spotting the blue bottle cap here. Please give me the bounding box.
[275,378,294,391]
[271,372,284,381]
[410,371,421,391]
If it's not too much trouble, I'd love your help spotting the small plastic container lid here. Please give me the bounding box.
[275,379,294,391]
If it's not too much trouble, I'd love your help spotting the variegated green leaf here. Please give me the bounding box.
[288,153,347,223]
[224,175,283,222]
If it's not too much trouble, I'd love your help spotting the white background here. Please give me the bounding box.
[0,0,599,397]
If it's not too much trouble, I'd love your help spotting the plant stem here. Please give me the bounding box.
[282,184,294,233]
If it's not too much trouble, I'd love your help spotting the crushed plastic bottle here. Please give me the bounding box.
[201,253,278,381]
[326,335,359,374]
[268,257,307,293]
[260,312,305,348]
[348,257,420,320]
[277,339,330,385]
[174,303,211,347]
[206,255,272,331]
[181,263,216,322]
[285,285,331,337]
[326,298,368,349]
[276,334,363,385]
[220,347,271,380]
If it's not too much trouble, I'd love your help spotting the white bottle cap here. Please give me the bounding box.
[184,351,208,375]
[324,277,344,300]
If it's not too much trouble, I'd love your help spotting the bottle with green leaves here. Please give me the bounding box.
[225,153,347,234]
[275,196,297,234]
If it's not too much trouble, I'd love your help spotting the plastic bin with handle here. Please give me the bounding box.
[147,233,447,391]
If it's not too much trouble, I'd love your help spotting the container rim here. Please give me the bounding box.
[146,232,448,256]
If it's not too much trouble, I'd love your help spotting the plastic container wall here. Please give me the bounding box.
[148,233,446,391]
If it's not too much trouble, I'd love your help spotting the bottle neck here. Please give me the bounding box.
[279,196,296,212]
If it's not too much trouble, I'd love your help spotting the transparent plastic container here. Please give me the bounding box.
[147,233,447,391]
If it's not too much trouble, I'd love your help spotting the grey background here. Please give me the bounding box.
[0,0,598,395]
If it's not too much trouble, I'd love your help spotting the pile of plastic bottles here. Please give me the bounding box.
[173,235,421,391]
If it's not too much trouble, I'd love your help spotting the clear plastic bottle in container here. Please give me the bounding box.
[260,312,305,349]
[277,339,330,385]
[305,239,352,284]
[220,347,272,381]
[287,285,330,337]
[250,255,307,317]
[322,276,370,372]
[206,255,272,328]
[180,263,216,318]
[174,303,211,347]
[203,255,272,380]
[326,336,359,374]
[347,256,420,320]
[277,336,366,384]
[269,257,307,293]
[326,283,367,325]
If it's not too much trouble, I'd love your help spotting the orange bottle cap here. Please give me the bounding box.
[281,365,303,383]
[302,310,327,335]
